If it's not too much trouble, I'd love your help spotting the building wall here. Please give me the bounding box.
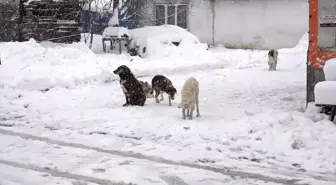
[189,0,308,49]
[188,0,214,45]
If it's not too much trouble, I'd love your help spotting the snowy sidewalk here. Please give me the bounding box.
[0,133,298,185]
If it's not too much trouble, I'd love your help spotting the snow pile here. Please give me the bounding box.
[323,58,336,81]
[0,39,127,90]
[0,38,228,91]
[129,25,209,59]
[102,27,129,38]
[293,32,308,50]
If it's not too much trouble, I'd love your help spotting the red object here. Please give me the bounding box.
[308,0,336,69]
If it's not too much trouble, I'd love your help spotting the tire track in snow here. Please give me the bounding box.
[0,159,132,185]
[0,128,305,185]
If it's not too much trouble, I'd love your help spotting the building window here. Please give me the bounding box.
[155,5,165,26]
[155,4,187,29]
[177,5,187,29]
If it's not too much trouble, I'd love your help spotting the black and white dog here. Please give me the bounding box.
[150,75,177,106]
[113,65,146,106]
[268,49,278,71]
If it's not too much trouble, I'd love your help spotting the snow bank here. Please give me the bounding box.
[0,39,127,90]
[323,58,336,81]
[0,38,227,91]
[293,32,308,50]
[129,25,209,59]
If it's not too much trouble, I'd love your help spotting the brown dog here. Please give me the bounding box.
[138,80,154,98]
[150,75,176,106]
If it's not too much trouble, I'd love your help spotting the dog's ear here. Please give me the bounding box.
[145,81,148,85]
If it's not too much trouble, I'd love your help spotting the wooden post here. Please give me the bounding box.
[126,37,130,53]
[102,38,106,53]
[119,39,122,54]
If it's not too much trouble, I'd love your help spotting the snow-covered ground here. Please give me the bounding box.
[0,32,336,185]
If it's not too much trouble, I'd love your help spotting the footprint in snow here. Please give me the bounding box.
[91,168,106,173]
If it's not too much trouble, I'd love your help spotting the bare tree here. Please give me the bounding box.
[81,0,115,48]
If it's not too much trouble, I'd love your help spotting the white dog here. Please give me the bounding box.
[268,49,278,71]
[178,77,200,119]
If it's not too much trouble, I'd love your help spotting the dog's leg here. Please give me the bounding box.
[168,96,172,106]
[268,56,273,71]
[159,91,164,102]
[189,108,194,120]
[182,108,186,119]
[123,95,130,107]
[155,89,160,103]
[187,109,190,117]
[273,62,276,71]
[196,91,200,117]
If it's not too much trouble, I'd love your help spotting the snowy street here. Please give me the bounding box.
[1,33,336,185]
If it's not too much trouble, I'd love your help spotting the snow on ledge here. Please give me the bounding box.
[102,27,129,38]
[324,58,336,81]
[314,81,336,105]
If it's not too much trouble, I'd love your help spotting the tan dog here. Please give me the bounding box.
[139,80,154,98]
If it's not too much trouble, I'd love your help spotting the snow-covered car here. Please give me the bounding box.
[128,25,208,59]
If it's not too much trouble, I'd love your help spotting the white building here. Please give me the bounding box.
[142,0,308,49]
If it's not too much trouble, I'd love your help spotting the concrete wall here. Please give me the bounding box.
[188,0,214,45]
[189,0,308,49]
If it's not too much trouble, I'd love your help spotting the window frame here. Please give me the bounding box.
[154,3,188,29]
